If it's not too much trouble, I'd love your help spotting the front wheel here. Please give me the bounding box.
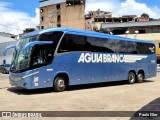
[128,72,136,84]
[53,76,66,92]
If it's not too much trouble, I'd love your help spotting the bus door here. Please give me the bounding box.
[30,45,48,88]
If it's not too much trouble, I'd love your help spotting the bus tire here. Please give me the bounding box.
[136,72,144,83]
[53,76,66,92]
[128,72,136,84]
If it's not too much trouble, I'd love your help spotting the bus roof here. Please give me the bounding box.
[21,27,154,44]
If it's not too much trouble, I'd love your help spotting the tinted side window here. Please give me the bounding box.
[58,34,86,53]
[39,31,63,55]
[137,43,147,54]
[127,41,137,54]
[85,36,115,53]
[58,34,115,53]
[98,38,115,53]
[115,40,138,54]
[115,40,128,53]
[137,43,155,54]
[39,31,63,46]
[85,36,100,52]
[30,45,47,69]
[147,43,155,54]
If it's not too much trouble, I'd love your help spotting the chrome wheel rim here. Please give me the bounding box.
[138,74,143,81]
[57,80,65,88]
[129,74,135,83]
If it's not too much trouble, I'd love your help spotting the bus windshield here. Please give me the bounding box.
[10,31,64,73]
[10,36,37,72]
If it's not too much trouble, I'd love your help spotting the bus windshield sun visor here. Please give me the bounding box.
[23,41,53,56]
[3,45,16,56]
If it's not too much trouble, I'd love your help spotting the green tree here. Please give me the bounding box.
[23,28,35,34]
[141,13,149,18]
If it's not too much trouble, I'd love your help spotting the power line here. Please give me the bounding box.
[0,24,23,31]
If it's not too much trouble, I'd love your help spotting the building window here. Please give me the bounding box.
[66,0,84,6]
[139,29,146,34]
[66,0,73,6]
[56,4,60,10]
[57,24,61,27]
[57,15,61,22]
[41,17,44,21]
[41,26,44,29]
[40,8,43,13]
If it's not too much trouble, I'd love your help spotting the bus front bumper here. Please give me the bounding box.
[9,75,31,89]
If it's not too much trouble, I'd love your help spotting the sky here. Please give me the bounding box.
[0,0,39,35]
[86,0,160,18]
[0,0,160,35]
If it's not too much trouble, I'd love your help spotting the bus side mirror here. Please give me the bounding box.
[23,41,53,57]
[3,45,16,56]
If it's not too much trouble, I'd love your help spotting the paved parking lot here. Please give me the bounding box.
[0,72,160,120]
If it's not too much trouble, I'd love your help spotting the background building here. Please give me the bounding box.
[88,9,112,18]
[0,32,17,66]
[39,0,85,29]
[101,20,160,48]
[85,10,142,31]
[85,10,160,51]
[101,20,160,35]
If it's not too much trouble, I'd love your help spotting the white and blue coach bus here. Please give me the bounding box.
[4,27,157,92]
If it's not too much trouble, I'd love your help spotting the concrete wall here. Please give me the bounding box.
[127,27,160,34]
[40,2,85,30]
[0,55,13,65]
[85,19,91,30]
[40,4,57,28]
[61,3,85,30]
